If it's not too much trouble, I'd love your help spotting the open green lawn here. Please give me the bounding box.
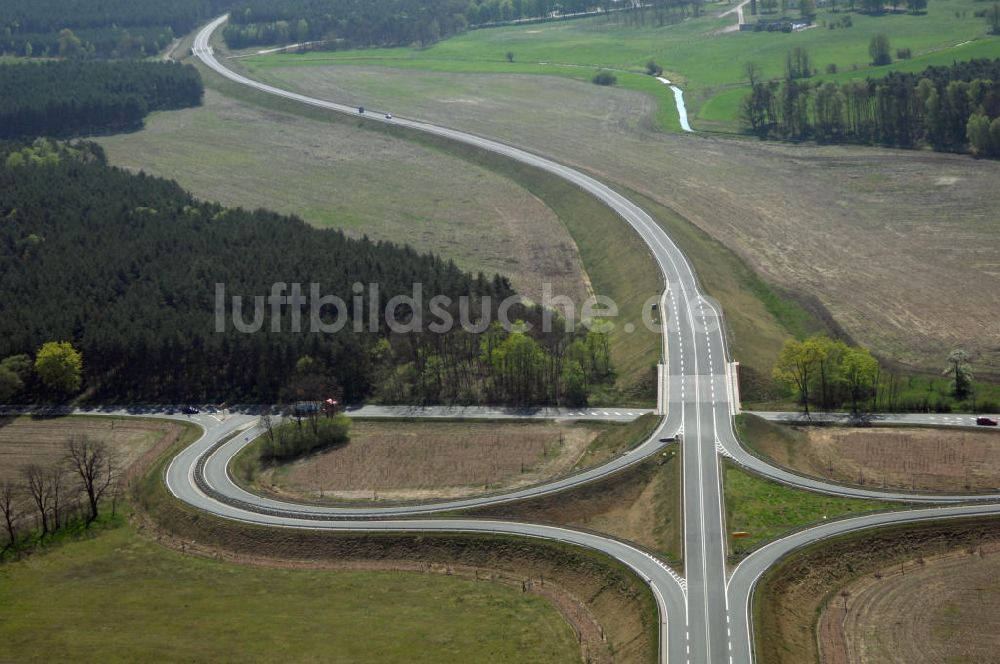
[0,523,580,664]
[242,0,1000,130]
[724,462,897,556]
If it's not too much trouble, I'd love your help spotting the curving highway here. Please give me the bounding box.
[167,15,1000,664]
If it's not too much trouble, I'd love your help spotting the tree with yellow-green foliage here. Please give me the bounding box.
[34,341,83,396]
[840,346,879,414]
[774,335,884,414]
[773,337,828,415]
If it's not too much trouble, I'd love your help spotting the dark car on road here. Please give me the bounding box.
[977,416,998,426]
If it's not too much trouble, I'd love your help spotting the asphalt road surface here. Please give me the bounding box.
[155,16,1000,663]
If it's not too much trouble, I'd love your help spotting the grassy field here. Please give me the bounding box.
[243,419,615,503]
[242,0,1000,130]
[724,462,895,556]
[97,89,590,306]
[102,48,663,398]
[738,413,1000,493]
[134,422,658,664]
[0,523,581,664]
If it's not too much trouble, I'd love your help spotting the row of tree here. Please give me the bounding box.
[223,0,472,49]
[0,343,84,403]
[0,140,610,406]
[466,0,705,28]
[0,60,203,139]
[742,57,1000,155]
[773,336,883,414]
[222,0,709,50]
[1,436,120,555]
[370,323,613,406]
[0,0,231,59]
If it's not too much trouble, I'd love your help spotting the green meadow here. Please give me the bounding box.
[241,0,1000,131]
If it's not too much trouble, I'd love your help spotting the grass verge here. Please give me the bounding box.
[573,412,661,471]
[616,187,834,403]
[724,461,896,559]
[471,438,683,568]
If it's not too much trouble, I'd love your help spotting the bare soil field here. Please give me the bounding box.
[254,419,612,502]
[252,65,1000,374]
[0,415,181,485]
[819,541,1000,664]
[740,414,1000,493]
[96,89,591,305]
[754,516,1000,664]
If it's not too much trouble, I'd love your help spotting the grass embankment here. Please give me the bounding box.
[189,55,661,402]
[724,462,896,557]
[753,516,1000,664]
[471,414,683,568]
[617,188,831,403]
[243,0,1000,130]
[573,412,661,471]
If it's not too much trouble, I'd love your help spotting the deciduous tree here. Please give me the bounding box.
[35,341,83,395]
[841,346,879,413]
[869,34,892,66]
[0,480,19,551]
[65,436,116,525]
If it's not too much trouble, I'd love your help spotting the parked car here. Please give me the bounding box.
[976,416,998,426]
[182,406,199,415]
[358,106,365,114]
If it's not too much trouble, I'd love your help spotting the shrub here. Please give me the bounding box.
[896,47,912,59]
[825,62,838,74]
[592,70,617,86]
[259,414,351,463]
[646,59,663,76]
[869,33,892,66]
